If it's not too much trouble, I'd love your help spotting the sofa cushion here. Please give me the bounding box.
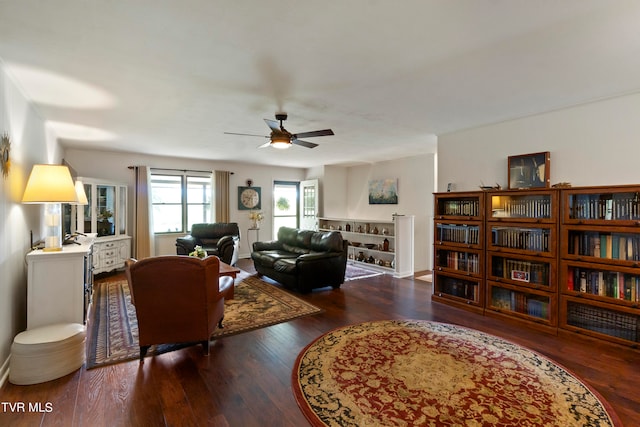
[310,231,344,253]
[199,238,221,247]
[282,243,310,255]
[278,227,314,248]
[274,258,297,274]
[252,250,298,268]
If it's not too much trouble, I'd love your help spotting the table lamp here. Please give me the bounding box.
[22,164,79,251]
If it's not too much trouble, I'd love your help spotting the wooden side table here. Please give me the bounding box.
[219,261,241,300]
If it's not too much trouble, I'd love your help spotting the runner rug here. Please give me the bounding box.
[86,273,322,369]
[292,319,621,427]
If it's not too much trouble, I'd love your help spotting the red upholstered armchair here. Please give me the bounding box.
[125,255,234,361]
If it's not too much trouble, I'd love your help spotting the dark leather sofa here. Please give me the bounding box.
[251,226,348,293]
[176,223,240,266]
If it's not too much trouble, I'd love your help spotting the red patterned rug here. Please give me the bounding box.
[292,320,621,427]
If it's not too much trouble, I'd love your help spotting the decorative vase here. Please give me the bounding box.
[383,238,390,252]
[252,219,260,229]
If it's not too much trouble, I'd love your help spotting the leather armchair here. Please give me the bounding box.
[176,223,240,266]
[125,255,234,361]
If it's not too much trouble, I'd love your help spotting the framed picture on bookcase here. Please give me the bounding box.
[508,151,550,190]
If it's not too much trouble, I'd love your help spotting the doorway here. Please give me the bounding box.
[272,181,299,239]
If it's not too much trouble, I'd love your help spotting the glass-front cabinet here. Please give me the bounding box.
[484,189,558,330]
[75,177,131,274]
[559,185,640,346]
[433,191,485,313]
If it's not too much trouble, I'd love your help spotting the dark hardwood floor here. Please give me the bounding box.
[2,259,640,426]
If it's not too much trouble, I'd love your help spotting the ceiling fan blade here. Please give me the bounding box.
[293,129,334,139]
[292,139,318,149]
[264,119,281,131]
[224,132,268,138]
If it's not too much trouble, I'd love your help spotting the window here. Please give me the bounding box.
[151,171,212,233]
[273,181,299,239]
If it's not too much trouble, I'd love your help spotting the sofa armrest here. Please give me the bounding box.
[176,235,197,255]
[252,240,282,252]
[216,235,237,265]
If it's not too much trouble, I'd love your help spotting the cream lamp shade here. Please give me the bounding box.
[22,164,79,251]
[22,164,79,203]
[73,180,89,205]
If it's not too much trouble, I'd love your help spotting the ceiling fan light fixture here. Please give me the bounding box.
[271,134,291,149]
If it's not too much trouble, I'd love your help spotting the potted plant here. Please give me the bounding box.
[248,210,264,229]
[97,208,114,236]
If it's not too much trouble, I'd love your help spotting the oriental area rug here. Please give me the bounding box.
[344,263,383,281]
[86,273,322,369]
[292,319,621,427]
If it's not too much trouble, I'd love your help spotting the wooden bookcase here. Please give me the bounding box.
[559,185,640,347]
[432,191,485,313]
[432,184,640,348]
[484,189,559,331]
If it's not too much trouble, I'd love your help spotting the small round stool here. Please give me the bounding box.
[9,323,86,385]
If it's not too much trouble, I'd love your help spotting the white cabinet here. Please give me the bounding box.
[26,238,94,330]
[318,215,414,278]
[73,177,131,274]
[92,235,132,274]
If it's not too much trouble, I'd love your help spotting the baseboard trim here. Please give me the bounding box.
[0,355,10,389]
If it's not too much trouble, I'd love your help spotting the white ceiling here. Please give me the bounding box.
[1,1,639,168]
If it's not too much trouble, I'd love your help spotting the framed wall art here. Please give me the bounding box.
[368,178,398,205]
[508,152,550,190]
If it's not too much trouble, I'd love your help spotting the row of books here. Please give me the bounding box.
[491,227,550,252]
[491,287,550,319]
[441,200,480,217]
[436,224,480,245]
[437,250,480,273]
[569,232,640,261]
[570,194,640,220]
[493,197,552,219]
[491,258,549,286]
[436,277,478,301]
[567,267,640,301]
[566,301,639,342]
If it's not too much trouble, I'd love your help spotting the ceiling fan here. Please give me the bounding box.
[224,113,334,149]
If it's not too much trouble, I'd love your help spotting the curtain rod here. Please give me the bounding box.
[128,166,233,174]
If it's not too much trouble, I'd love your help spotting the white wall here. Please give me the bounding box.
[438,92,640,192]
[316,154,436,272]
[0,64,61,386]
[63,148,306,258]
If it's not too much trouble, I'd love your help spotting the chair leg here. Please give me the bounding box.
[218,316,224,329]
[201,340,210,355]
[140,345,151,362]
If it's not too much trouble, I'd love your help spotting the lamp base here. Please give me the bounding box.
[42,247,63,252]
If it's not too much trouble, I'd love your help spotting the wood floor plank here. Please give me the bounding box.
[1,258,639,426]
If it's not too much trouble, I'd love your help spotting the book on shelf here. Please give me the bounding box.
[570,266,640,302]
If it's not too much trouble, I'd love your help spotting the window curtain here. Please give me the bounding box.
[132,166,155,258]
[215,170,231,222]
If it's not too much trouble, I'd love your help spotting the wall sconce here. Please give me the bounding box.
[22,164,79,251]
